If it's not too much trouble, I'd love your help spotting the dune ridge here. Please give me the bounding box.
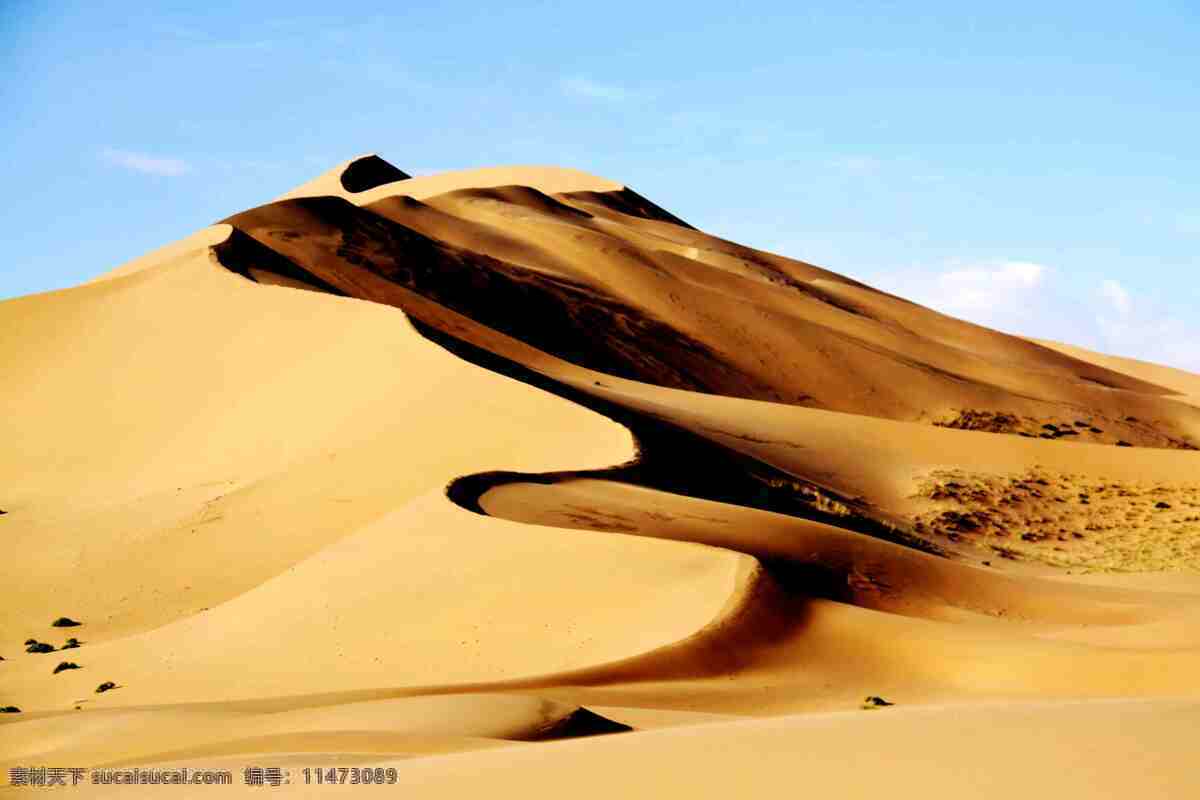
[3,155,1200,796]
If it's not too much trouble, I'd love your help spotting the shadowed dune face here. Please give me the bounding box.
[4,155,1200,790]
[223,171,1200,451]
[221,196,779,398]
[339,155,411,193]
[272,154,411,202]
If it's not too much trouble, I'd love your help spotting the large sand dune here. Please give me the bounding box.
[3,154,1199,795]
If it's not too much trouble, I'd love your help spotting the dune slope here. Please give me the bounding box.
[3,155,1200,796]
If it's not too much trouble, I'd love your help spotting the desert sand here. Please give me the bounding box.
[3,154,1199,796]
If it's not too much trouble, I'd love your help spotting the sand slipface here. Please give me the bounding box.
[3,154,1200,795]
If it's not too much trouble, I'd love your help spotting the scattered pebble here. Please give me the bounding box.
[95,681,117,694]
[54,662,81,674]
[52,617,82,628]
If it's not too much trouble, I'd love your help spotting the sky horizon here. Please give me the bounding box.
[3,1,1197,370]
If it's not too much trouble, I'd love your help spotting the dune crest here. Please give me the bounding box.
[274,154,411,202]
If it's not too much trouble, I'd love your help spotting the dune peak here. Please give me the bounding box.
[339,153,411,192]
[274,153,409,202]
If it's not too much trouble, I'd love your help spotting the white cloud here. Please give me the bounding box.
[102,149,191,177]
[1095,313,1200,372]
[876,260,1048,319]
[559,77,634,102]
[939,261,1045,308]
[1092,279,1200,372]
[869,262,1200,372]
[1098,279,1132,316]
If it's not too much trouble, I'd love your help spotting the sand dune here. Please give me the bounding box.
[3,154,1199,795]
[1033,337,1200,409]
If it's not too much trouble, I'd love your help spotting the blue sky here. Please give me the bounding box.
[3,1,1198,369]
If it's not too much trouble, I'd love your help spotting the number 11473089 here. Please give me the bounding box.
[303,767,398,785]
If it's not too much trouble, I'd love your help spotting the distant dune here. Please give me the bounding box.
[3,154,1199,797]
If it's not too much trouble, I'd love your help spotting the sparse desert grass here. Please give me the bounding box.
[932,409,1197,451]
[910,468,1200,572]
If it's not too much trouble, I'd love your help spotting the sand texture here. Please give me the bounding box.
[3,155,1199,796]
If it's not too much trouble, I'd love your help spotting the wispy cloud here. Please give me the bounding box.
[560,76,635,102]
[869,261,1199,372]
[1098,279,1132,315]
[101,148,191,177]
[875,260,1049,321]
[1092,279,1200,371]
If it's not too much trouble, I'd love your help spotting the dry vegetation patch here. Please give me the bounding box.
[910,468,1200,572]
[932,409,1197,451]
